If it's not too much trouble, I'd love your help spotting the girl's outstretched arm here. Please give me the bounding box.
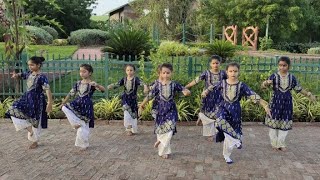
[90,81,106,92]
[185,72,206,89]
[261,80,272,89]
[185,80,197,89]
[300,89,316,102]
[45,89,53,113]
[259,99,271,117]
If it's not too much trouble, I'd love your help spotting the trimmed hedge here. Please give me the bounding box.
[69,29,108,46]
[41,26,59,39]
[26,26,53,45]
[275,42,320,53]
[307,47,320,54]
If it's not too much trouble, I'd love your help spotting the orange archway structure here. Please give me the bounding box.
[242,26,259,51]
[223,25,238,45]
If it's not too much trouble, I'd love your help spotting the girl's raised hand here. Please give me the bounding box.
[264,106,271,117]
[182,89,191,96]
[11,71,19,79]
[201,90,209,98]
[89,81,97,86]
[309,94,316,102]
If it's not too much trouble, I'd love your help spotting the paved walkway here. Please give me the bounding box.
[0,120,319,180]
[72,47,104,60]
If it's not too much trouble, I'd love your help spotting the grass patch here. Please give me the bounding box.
[90,15,109,22]
[0,42,78,60]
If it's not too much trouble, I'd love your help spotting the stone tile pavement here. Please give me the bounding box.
[0,120,319,180]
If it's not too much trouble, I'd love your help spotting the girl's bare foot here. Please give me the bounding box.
[80,147,87,152]
[279,147,287,151]
[73,124,81,129]
[154,141,160,148]
[196,118,201,126]
[26,126,33,136]
[29,142,38,149]
[126,131,133,136]
[161,154,169,159]
[206,136,214,142]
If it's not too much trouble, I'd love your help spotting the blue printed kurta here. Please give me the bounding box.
[6,72,50,128]
[207,80,261,142]
[264,72,302,130]
[147,81,185,135]
[65,81,96,128]
[110,77,145,119]
[194,70,227,118]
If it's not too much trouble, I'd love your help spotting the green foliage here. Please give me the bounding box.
[26,26,53,45]
[104,28,152,59]
[2,0,63,60]
[186,42,210,49]
[0,97,14,118]
[291,92,320,122]
[157,41,189,56]
[138,100,153,121]
[48,102,65,119]
[131,0,197,41]
[259,37,274,51]
[307,47,320,54]
[69,29,108,46]
[274,42,320,53]
[206,40,237,62]
[93,97,123,120]
[0,25,8,42]
[176,100,193,121]
[24,0,97,38]
[200,0,315,43]
[41,26,59,39]
[157,41,204,56]
[52,39,68,46]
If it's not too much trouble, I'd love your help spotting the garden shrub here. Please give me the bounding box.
[26,26,53,45]
[69,29,108,46]
[103,28,152,60]
[157,41,204,56]
[274,42,320,53]
[206,40,237,62]
[307,47,320,54]
[41,26,59,39]
[259,37,273,50]
[52,39,69,46]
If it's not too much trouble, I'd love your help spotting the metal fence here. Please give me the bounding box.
[1,52,319,99]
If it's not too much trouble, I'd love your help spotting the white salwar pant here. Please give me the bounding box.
[199,112,216,136]
[269,128,288,148]
[222,133,241,159]
[62,106,90,148]
[11,116,41,142]
[157,131,173,156]
[124,110,138,133]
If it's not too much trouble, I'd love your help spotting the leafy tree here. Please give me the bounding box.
[131,0,196,41]
[199,0,320,43]
[24,0,97,37]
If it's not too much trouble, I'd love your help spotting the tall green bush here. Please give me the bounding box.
[69,29,108,46]
[26,26,53,45]
[103,28,152,60]
[206,40,237,62]
[41,26,59,39]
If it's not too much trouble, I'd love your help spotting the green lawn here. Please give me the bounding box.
[90,15,109,22]
[0,42,78,60]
